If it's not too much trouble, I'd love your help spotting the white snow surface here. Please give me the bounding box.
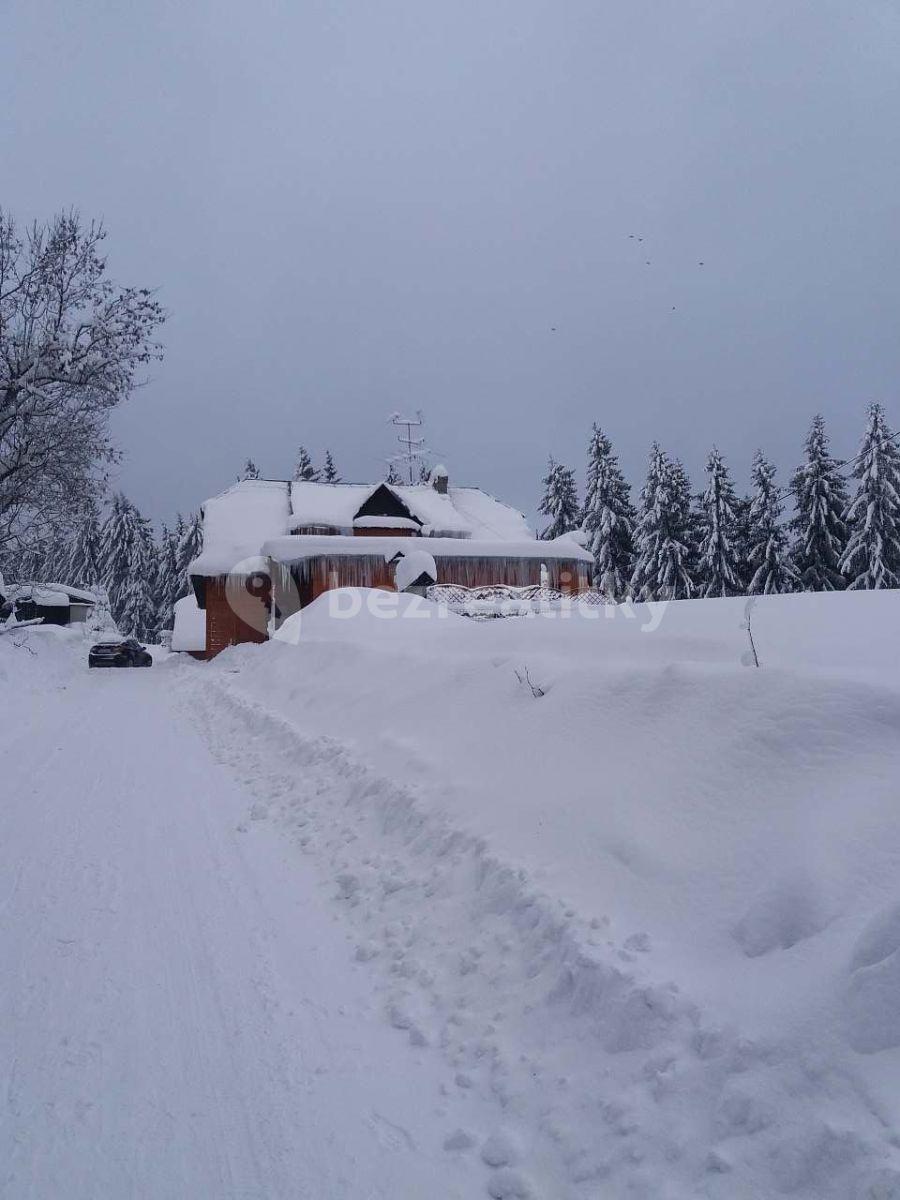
[5,593,900,1199]
[171,593,206,652]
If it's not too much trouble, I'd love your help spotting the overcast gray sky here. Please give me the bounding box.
[2,0,899,526]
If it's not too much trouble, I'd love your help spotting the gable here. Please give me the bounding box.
[353,484,421,526]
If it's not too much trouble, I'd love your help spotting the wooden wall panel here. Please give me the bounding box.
[204,577,269,659]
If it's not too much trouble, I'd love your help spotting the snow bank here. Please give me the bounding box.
[206,588,900,1198]
[0,624,84,694]
[171,594,206,652]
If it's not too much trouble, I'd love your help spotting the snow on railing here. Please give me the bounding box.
[426,583,609,619]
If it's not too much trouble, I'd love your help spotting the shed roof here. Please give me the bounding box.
[7,581,99,605]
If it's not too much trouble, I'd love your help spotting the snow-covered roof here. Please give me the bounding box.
[263,534,592,564]
[8,581,99,604]
[289,479,532,540]
[190,479,292,577]
[32,587,70,607]
[446,487,533,541]
[190,477,547,579]
[289,482,377,531]
[171,594,206,652]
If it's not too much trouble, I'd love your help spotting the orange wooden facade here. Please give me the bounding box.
[200,555,589,658]
[203,576,270,660]
[287,553,589,610]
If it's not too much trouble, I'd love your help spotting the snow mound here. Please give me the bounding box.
[846,904,900,1053]
[275,587,467,645]
[0,623,83,692]
[171,594,206,652]
[733,877,830,957]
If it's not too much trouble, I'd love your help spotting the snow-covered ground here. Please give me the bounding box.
[3,592,900,1198]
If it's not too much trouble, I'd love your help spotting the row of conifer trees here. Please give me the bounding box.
[11,498,202,643]
[538,404,900,599]
[9,444,343,642]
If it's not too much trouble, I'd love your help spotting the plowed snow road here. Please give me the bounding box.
[0,663,486,1200]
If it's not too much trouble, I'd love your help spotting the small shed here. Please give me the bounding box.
[12,586,71,626]
[3,582,99,627]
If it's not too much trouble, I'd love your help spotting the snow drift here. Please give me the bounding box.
[200,588,900,1198]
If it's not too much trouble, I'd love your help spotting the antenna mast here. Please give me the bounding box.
[388,410,429,484]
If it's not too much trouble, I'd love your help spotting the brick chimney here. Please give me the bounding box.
[432,463,449,494]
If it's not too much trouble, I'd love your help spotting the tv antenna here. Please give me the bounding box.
[388,410,430,484]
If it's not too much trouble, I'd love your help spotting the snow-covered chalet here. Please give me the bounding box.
[185,467,592,658]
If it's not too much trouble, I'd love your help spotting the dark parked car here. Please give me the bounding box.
[88,638,153,668]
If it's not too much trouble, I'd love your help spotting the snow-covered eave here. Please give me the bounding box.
[352,515,422,531]
[7,581,99,604]
[188,545,269,579]
[262,534,593,565]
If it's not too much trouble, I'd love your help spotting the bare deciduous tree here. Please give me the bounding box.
[0,210,164,558]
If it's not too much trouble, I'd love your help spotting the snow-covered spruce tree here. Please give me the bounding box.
[630,445,695,600]
[154,521,180,633]
[385,463,401,484]
[0,211,164,558]
[3,540,40,582]
[789,415,848,591]
[117,510,159,641]
[671,458,702,581]
[97,494,134,620]
[580,424,636,597]
[36,537,67,583]
[293,446,319,482]
[840,403,900,589]
[538,458,580,541]
[747,452,798,595]
[241,458,261,480]
[323,450,340,483]
[174,512,203,601]
[59,507,103,588]
[697,448,743,598]
[731,491,754,590]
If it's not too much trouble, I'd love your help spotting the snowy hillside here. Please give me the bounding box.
[3,593,900,1200]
